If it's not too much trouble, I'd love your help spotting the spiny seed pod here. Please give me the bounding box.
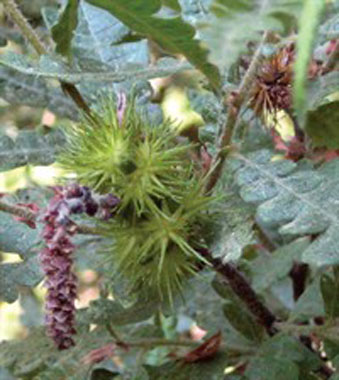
[105,180,213,302]
[59,97,194,217]
[58,96,215,301]
[250,44,294,116]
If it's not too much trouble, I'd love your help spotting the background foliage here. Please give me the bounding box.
[0,0,338,379]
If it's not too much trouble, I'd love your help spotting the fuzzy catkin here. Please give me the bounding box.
[39,185,119,350]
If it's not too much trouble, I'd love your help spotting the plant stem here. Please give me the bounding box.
[205,31,272,192]
[105,323,124,342]
[0,199,35,221]
[0,199,101,235]
[208,254,277,335]
[2,0,46,54]
[3,0,91,115]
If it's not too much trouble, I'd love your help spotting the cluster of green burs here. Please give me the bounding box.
[58,98,214,302]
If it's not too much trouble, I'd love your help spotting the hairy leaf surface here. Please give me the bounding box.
[84,0,221,90]
[0,67,78,119]
[233,150,339,266]
[204,0,302,72]
[0,52,190,85]
[0,129,65,172]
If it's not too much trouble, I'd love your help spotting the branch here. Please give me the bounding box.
[0,199,100,235]
[205,31,273,192]
[2,0,46,55]
[2,0,91,115]
[207,253,277,335]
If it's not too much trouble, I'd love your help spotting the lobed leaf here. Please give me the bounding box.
[84,0,221,90]
[0,129,65,172]
[203,0,303,72]
[43,2,133,69]
[0,327,120,379]
[0,189,51,302]
[0,66,78,119]
[232,150,339,267]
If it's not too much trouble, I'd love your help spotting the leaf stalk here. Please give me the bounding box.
[3,0,91,115]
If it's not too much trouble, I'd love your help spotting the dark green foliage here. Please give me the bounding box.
[232,150,339,266]
[0,189,51,302]
[51,0,79,60]
[85,0,221,90]
[321,267,339,319]
[0,0,339,379]
[0,129,65,172]
[145,351,228,380]
[305,101,339,149]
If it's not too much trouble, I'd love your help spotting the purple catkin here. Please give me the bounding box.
[39,185,120,350]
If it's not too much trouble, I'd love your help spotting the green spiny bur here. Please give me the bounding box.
[58,97,215,301]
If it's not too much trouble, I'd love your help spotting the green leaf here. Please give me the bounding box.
[0,66,78,120]
[246,357,299,380]
[0,52,191,84]
[51,0,79,59]
[0,129,65,172]
[0,257,42,303]
[43,2,133,69]
[304,101,339,149]
[0,188,51,302]
[209,159,255,262]
[0,208,39,257]
[162,0,181,11]
[321,267,339,319]
[290,274,325,321]
[209,190,254,262]
[307,71,339,110]
[293,0,325,121]
[180,273,254,351]
[251,238,310,292]
[246,335,322,380]
[144,351,228,380]
[204,0,302,72]
[0,368,15,380]
[320,12,339,39]
[223,301,264,342]
[258,335,322,372]
[232,150,339,266]
[84,0,221,90]
[84,298,159,326]
[0,327,119,379]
